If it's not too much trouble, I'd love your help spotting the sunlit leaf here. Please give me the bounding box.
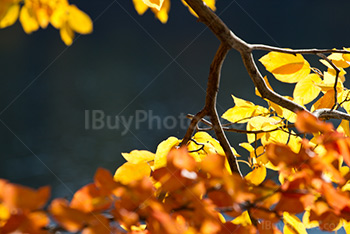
[19,5,39,34]
[0,3,19,28]
[151,0,170,23]
[337,120,350,137]
[132,0,149,15]
[114,162,151,184]
[50,198,89,232]
[283,212,307,234]
[143,0,164,11]
[244,164,266,185]
[68,5,93,34]
[259,52,310,83]
[60,22,74,46]
[70,183,112,212]
[295,111,333,133]
[181,0,216,18]
[231,210,252,226]
[122,150,155,164]
[2,183,50,211]
[293,73,322,105]
[154,136,179,169]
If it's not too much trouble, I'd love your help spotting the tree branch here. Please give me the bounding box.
[184,0,350,119]
[250,45,350,55]
[180,44,242,176]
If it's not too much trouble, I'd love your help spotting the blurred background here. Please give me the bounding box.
[0,0,349,214]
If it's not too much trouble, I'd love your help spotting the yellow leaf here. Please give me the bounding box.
[287,133,302,153]
[293,73,322,105]
[311,90,335,111]
[337,120,350,137]
[239,142,254,152]
[132,0,149,15]
[283,212,307,234]
[222,106,256,124]
[121,150,155,164]
[114,162,151,184]
[340,90,350,113]
[19,5,39,34]
[60,22,74,46]
[274,61,310,83]
[279,97,298,123]
[222,95,258,123]
[181,0,216,18]
[327,52,350,68]
[0,203,10,221]
[0,3,19,28]
[261,128,289,146]
[342,48,350,62]
[315,71,344,93]
[35,7,49,28]
[151,0,170,23]
[232,94,255,107]
[143,0,164,11]
[244,164,266,185]
[302,210,318,229]
[203,0,216,11]
[344,220,350,234]
[231,211,252,226]
[154,136,179,169]
[68,5,93,34]
[259,52,310,83]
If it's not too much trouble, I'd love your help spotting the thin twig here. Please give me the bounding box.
[187,114,296,135]
[184,0,350,121]
[317,53,340,110]
[250,45,350,55]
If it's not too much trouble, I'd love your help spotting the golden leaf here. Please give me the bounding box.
[19,5,39,34]
[122,150,155,164]
[114,162,151,184]
[293,73,322,105]
[259,52,310,83]
[283,212,307,234]
[142,0,164,11]
[154,136,179,169]
[60,22,74,46]
[68,5,93,34]
[0,3,19,28]
[244,164,266,185]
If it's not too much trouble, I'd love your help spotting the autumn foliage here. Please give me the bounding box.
[3,0,350,233]
[1,112,350,233]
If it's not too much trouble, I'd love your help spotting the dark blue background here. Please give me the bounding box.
[0,2,349,232]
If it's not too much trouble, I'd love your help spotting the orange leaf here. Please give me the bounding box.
[70,183,112,212]
[200,153,226,177]
[94,167,119,195]
[2,183,50,211]
[295,111,334,133]
[50,198,89,232]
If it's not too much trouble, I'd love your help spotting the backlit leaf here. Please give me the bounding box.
[260,52,310,83]
[122,150,155,164]
[295,111,334,133]
[19,5,39,34]
[244,164,266,185]
[142,0,164,11]
[132,0,149,15]
[151,0,170,23]
[283,212,307,234]
[114,162,151,184]
[0,3,19,28]
[154,136,179,169]
[293,73,322,105]
[68,5,93,34]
